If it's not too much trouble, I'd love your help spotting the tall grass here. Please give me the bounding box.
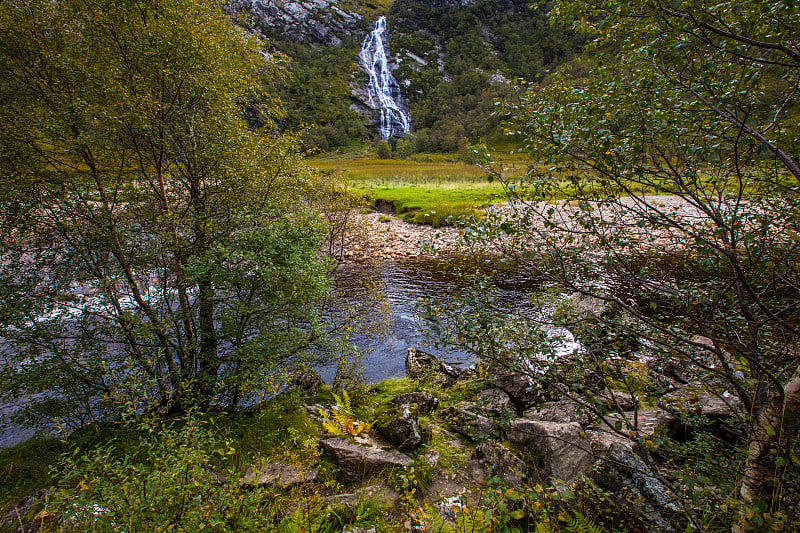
[309,154,526,226]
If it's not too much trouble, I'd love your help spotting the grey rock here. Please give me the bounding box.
[226,0,366,46]
[468,440,526,488]
[319,438,412,482]
[590,442,680,532]
[474,388,514,418]
[523,399,596,427]
[442,403,499,441]
[507,419,594,481]
[567,291,608,317]
[241,462,318,488]
[405,348,459,387]
[390,391,439,413]
[595,408,682,440]
[489,367,540,406]
[594,389,639,412]
[657,385,741,420]
[421,450,440,468]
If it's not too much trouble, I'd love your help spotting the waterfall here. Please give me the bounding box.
[358,16,411,139]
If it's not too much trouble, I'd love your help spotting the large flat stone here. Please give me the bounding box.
[319,438,412,482]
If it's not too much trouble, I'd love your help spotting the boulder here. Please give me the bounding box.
[473,388,515,418]
[489,367,541,406]
[442,403,499,441]
[468,440,527,488]
[523,399,596,427]
[241,462,318,488]
[567,292,608,317]
[405,348,459,387]
[594,408,682,440]
[589,442,680,532]
[390,391,439,414]
[506,419,594,481]
[657,385,741,420]
[377,405,426,449]
[290,367,324,394]
[594,389,639,412]
[319,438,412,482]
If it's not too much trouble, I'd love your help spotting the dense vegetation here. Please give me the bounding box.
[2,0,800,532]
[389,0,582,152]
[267,0,583,153]
[0,0,345,428]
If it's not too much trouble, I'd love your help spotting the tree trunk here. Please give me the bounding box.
[737,365,800,532]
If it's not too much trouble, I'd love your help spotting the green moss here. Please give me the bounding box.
[0,437,66,510]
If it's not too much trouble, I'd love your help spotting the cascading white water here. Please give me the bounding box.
[358,16,411,139]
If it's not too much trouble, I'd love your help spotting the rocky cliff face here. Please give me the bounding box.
[227,0,369,46]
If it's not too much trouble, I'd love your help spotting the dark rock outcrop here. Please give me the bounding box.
[227,0,367,46]
[405,348,459,387]
[589,442,680,532]
[377,405,426,449]
[390,391,439,413]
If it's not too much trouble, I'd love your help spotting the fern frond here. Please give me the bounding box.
[565,511,603,533]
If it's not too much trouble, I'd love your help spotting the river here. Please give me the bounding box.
[0,256,552,449]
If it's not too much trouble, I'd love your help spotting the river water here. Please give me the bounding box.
[325,257,553,382]
[0,257,550,448]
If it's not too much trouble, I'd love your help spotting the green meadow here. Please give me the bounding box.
[310,153,526,226]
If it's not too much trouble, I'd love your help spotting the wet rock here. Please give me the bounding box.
[506,419,594,481]
[405,348,459,387]
[442,403,499,441]
[390,391,438,413]
[319,438,412,482]
[377,405,426,449]
[241,462,318,488]
[468,440,526,488]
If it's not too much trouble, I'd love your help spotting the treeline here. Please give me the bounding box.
[389,0,582,152]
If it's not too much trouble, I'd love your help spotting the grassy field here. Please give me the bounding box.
[309,153,526,226]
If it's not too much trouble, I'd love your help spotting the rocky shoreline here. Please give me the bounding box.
[339,195,704,264]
